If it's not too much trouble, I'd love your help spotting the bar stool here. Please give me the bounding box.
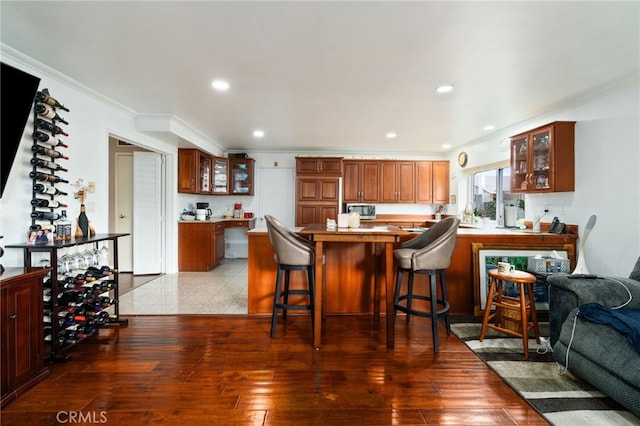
[265,215,315,339]
[479,269,541,359]
[393,217,460,352]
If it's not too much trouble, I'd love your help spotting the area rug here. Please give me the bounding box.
[451,323,640,426]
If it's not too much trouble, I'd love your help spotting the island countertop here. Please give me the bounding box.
[247,223,577,316]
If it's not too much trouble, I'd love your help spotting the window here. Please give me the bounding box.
[472,167,523,223]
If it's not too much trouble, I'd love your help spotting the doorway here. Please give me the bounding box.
[109,137,165,277]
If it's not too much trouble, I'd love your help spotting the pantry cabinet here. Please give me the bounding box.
[343,160,380,203]
[295,175,341,227]
[296,157,343,175]
[510,121,575,193]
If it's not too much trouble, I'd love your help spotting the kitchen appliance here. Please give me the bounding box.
[345,203,376,220]
[233,202,243,218]
[196,202,212,219]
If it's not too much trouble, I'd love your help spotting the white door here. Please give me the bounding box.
[256,167,295,228]
[133,151,163,274]
[114,153,133,271]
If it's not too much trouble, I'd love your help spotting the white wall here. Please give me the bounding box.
[0,50,181,271]
[449,84,640,277]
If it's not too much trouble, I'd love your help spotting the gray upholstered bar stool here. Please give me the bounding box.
[393,217,460,352]
[265,215,315,339]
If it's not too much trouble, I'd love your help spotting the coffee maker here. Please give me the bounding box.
[196,202,212,220]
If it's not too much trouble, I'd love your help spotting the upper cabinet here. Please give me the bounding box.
[178,149,254,195]
[212,157,229,194]
[511,121,575,193]
[343,160,380,203]
[230,158,255,195]
[416,161,450,204]
[296,157,343,175]
[380,161,415,203]
[178,149,211,194]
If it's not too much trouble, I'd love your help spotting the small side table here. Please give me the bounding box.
[479,269,541,360]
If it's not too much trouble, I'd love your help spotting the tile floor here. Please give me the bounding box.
[118,259,248,315]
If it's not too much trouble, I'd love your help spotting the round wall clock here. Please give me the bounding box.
[457,151,468,167]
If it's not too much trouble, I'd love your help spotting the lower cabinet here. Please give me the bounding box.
[1,267,50,408]
[178,219,255,271]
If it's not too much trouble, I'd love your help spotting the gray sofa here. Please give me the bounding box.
[548,258,640,416]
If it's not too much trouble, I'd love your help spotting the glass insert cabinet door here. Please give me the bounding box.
[230,159,254,195]
[510,126,552,193]
[199,154,211,193]
[212,158,229,194]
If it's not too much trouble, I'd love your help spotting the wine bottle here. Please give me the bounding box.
[33,131,69,148]
[35,89,70,112]
[35,118,69,136]
[32,144,69,160]
[31,198,68,208]
[31,157,68,172]
[34,103,69,125]
[54,210,73,241]
[31,211,61,221]
[29,171,69,184]
[33,183,68,196]
[77,204,89,237]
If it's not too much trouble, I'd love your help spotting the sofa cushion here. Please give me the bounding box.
[557,308,640,389]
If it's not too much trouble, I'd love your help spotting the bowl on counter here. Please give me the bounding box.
[181,214,195,221]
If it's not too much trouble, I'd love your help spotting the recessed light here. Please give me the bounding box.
[442,144,452,149]
[483,125,495,131]
[386,132,397,139]
[253,130,265,138]
[436,84,454,93]
[211,79,230,91]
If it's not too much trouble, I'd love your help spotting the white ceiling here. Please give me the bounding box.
[2,1,638,155]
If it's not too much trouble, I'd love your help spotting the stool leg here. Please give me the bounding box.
[527,283,540,343]
[283,269,291,320]
[429,272,440,352]
[520,284,529,360]
[308,265,315,338]
[271,267,284,338]
[439,271,451,336]
[479,277,497,341]
[405,271,414,324]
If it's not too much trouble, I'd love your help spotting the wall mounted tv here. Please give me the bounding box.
[1,62,41,198]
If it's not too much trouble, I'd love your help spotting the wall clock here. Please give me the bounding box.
[457,151,468,168]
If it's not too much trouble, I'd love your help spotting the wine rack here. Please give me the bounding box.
[30,88,70,239]
[6,234,129,362]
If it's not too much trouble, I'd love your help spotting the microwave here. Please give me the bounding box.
[345,203,376,220]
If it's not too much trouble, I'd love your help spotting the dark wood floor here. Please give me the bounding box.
[1,315,548,425]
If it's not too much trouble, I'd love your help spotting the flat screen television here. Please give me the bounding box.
[1,62,41,198]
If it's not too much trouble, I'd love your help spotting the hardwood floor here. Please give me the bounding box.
[1,315,548,425]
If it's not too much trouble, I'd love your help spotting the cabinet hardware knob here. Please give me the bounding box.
[119,214,127,219]
[10,314,17,319]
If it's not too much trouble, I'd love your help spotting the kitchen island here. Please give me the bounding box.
[247,222,576,317]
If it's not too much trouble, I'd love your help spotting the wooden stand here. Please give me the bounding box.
[479,269,541,359]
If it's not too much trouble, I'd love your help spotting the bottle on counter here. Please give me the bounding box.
[55,210,72,241]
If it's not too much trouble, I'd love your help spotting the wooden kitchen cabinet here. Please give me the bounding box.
[178,149,212,194]
[214,223,225,266]
[416,161,450,204]
[212,157,229,194]
[296,157,343,175]
[511,121,575,193]
[380,161,415,203]
[178,223,216,271]
[229,158,255,195]
[1,268,50,408]
[343,160,380,203]
[296,205,340,227]
[295,176,341,226]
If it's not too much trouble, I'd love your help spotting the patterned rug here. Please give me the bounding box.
[451,323,640,426]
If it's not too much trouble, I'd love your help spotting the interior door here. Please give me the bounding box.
[133,151,163,274]
[256,167,294,228]
[114,153,133,272]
